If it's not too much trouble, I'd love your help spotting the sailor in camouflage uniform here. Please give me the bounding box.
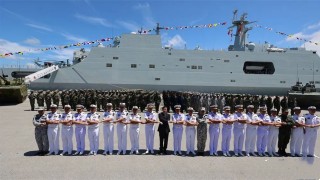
[196,107,207,156]
[33,107,49,155]
[28,91,36,111]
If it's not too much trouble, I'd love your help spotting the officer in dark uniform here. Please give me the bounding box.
[278,109,294,156]
[158,106,171,155]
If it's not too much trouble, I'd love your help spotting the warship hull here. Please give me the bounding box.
[29,33,320,95]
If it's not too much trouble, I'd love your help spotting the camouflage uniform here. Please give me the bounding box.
[33,112,49,155]
[28,92,36,111]
[52,91,60,107]
[196,112,207,155]
[36,91,45,107]
[45,91,52,111]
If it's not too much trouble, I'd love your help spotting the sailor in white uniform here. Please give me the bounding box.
[73,105,87,155]
[233,105,247,156]
[115,103,129,155]
[290,107,305,157]
[129,106,142,155]
[46,104,60,155]
[102,103,115,155]
[302,106,320,157]
[86,104,100,155]
[221,106,235,157]
[171,105,184,156]
[245,105,259,157]
[256,106,271,156]
[267,108,281,157]
[184,107,198,156]
[60,105,74,156]
[207,105,222,156]
[144,104,157,154]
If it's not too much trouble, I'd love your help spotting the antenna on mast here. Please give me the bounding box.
[296,64,299,82]
[155,23,164,35]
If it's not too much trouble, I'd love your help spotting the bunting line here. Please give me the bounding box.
[254,24,319,46]
[0,37,114,58]
[136,22,227,34]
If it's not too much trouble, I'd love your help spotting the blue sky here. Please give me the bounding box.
[1,0,320,68]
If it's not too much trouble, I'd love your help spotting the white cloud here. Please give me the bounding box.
[117,20,140,32]
[307,21,320,30]
[61,33,87,43]
[303,31,320,55]
[0,39,40,60]
[26,23,53,32]
[46,49,75,61]
[166,35,186,49]
[133,3,150,10]
[286,30,320,55]
[133,2,156,28]
[74,13,115,28]
[24,37,41,45]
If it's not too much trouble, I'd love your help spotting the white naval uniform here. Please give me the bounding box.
[74,112,87,153]
[221,113,234,154]
[46,112,60,154]
[116,111,129,153]
[103,110,115,154]
[267,115,281,155]
[207,112,222,155]
[290,114,305,156]
[144,111,157,152]
[245,112,258,154]
[86,112,100,153]
[233,112,247,154]
[129,113,141,152]
[185,114,197,154]
[256,113,271,154]
[60,112,74,154]
[302,114,320,156]
[172,113,184,154]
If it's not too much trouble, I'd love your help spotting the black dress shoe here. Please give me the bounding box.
[164,151,167,155]
[35,151,43,156]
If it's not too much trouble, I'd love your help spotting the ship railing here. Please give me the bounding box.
[0,65,42,69]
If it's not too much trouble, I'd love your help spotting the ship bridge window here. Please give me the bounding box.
[149,64,155,68]
[243,61,275,74]
[191,65,197,69]
[179,58,185,61]
[113,57,119,60]
[224,60,230,62]
[155,78,160,81]
[131,64,137,68]
[198,66,202,69]
[106,63,112,67]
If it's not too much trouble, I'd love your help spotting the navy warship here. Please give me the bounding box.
[29,12,320,95]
